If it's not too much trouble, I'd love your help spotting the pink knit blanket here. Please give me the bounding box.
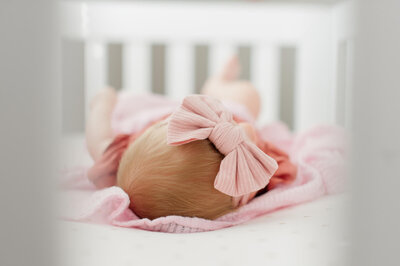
[60,93,346,233]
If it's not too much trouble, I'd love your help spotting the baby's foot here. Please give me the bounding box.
[201,56,241,95]
[201,56,261,119]
[218,55,241,82]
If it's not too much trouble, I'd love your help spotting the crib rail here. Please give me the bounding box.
[61,1,354,131]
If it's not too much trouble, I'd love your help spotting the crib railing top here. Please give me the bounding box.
[61,1,354,133]
[61,1,332,44]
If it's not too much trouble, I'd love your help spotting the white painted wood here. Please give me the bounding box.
[335,41,348,127]
[294,14,334,131]
[209,44,237,76]
[332,0,355,128]
[60,1,355,132]
[332,0,355,42]
[344,39,354,129]
[60,2,85,38]
[295,41,329,131]
[166,43,194,100]
[251,45,279,125]
[60,2,329,44]
[84,41,107,117]
[351,1,400,264]
[123,42,150,93]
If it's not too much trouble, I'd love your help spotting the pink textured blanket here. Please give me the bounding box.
[60,93,346,233]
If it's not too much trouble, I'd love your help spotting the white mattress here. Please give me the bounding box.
[59,135,349,266]
[58,194,349,266]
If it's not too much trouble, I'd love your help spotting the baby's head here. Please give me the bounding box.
[117,95,278,220]
[117,121,235,219]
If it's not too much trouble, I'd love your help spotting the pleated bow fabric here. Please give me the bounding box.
[167,95,278,197]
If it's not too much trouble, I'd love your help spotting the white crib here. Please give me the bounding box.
[61,0,354,132]
[60,1,353,266]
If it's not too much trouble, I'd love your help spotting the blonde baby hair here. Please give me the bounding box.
[116,121,236,220]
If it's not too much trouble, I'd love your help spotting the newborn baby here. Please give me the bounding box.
[86,57,297,220]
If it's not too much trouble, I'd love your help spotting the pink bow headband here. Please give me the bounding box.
[167,95,278,197]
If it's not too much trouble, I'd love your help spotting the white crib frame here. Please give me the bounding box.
[61,0,354,131]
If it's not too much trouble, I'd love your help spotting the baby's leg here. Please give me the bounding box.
[86,87,117,161]
[201,56,261,119]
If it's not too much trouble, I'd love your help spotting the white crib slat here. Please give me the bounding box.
[251,45,279,125]
[123,43,150,93]
[334,39,353,129]
[209,44,237,76]
[296,43,315,131]
[84,41,107,116]
[166,43,194,99]
[344,39,354,129]
[335,41,348,127]
[296,37,333,131]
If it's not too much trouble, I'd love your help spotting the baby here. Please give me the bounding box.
[86,58,297,220]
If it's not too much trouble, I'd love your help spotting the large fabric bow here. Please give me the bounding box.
[167,95,278,197]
